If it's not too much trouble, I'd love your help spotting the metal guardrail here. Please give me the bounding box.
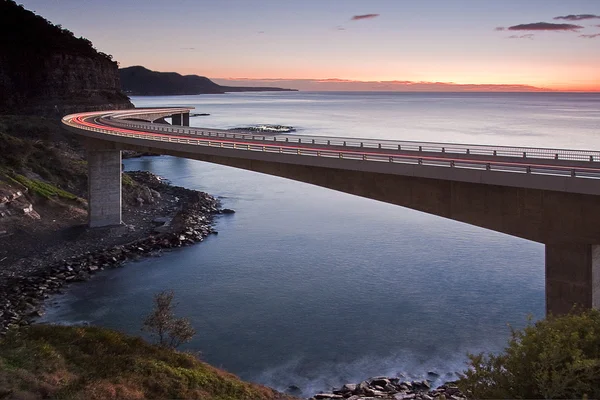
[103,117,600,163]
[62,114,600,181]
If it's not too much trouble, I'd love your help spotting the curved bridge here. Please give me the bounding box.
[63,107,600,315]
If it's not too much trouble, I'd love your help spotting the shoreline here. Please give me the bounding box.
[0,171,232,333]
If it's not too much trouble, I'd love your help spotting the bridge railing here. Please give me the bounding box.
[103,118,600,163]
[62,116,600,181]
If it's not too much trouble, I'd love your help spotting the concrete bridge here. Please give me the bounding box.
[62,107,600,315]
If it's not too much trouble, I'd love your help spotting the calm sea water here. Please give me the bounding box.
[40,92,600,396]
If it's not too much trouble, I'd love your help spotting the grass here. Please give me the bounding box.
[0,117,87,196]
[6,173,78,200]
[0,325,293,400]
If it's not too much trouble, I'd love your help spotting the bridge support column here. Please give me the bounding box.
[182,112,189,126]
[87,148,122,227]
[545,243,600,315]
[172,113,182,126]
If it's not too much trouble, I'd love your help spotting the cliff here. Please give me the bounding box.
[0,0,133,116]
[120,66,298,95]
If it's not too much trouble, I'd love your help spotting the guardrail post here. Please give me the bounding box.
[466,149,470,155]
[312,139,315,144]
[450,160,455,167]
[571,170,576,177]
[493,150,497,156]
[360,142,363,148]
[486,163,491,171]
[418,158,422,165]
[378,143,382,149]
[526,166,531,173]
[343,141,346,146]
[442,147,445,153]
[419,146,422,152]
[363,155,367,161]
[389,157,393,162]
[317,151,321,156]
[339,153,343,159]
[286,138,289,142]
[555,154,558,159]
[327,140,331,145]
[523,152,526,158]
[297,149,300,155]
[590,156,594,162]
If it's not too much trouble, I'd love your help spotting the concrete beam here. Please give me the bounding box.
[182,112,190,126]
[87,148,122,227]
[172,113,182,126]
[546,243,600,315]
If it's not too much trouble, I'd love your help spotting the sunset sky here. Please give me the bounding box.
[20,0,600,91]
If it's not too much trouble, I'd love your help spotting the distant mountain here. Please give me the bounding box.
[119,66,297,96]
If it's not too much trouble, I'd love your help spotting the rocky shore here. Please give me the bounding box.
[0,171,234,334]
[309,377,466,400]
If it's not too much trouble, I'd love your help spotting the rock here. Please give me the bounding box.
[371,378,390,387]
[395,393,416,400]
[286,385,301,395]
[314,395,343,399]
[340,383,357,393]
[152,216,171,224]
[220,208,235,214]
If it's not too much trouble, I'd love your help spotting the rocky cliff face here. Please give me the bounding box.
[24,54,133,115]
[0,0,133,116]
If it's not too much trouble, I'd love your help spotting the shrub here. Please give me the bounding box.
[142,290,196,349]
[458,309,600,399]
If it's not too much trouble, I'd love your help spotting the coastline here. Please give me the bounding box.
[0,171,230,333]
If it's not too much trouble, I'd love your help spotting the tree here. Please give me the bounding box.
[142,290,196,349]
[458,309,600,399]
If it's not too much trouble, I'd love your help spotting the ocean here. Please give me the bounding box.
[39,92,600,397]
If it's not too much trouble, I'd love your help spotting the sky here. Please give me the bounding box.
[19,0,600,91]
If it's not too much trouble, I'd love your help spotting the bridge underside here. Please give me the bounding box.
[84,138,600,315]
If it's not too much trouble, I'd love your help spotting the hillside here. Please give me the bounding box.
[0,324,296,400]
[120,66,297,95]
[0,0,133,115]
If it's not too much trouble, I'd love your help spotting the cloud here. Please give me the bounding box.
[494,27,505,31]
[554,14,600,21]
[258,31,265,34]
[213,78,551,92]
[351,14,379,21]
[335,26,346,31]
[580,33,600,38]
[181,47,196,50]
[508,22,583,31]
[508,34,534,39]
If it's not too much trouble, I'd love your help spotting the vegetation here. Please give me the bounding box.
[458,309,600,399]
[142,290,196,349]
[0,117,87,195]
[6,174,78,200]
[0,0,113,62]
[0,325,292,400]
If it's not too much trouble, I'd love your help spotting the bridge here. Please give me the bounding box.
[62,107,600,315]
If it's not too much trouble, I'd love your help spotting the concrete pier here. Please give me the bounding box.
[546,243,600,314]
[171,112,189,126]
[87,148,122,227]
